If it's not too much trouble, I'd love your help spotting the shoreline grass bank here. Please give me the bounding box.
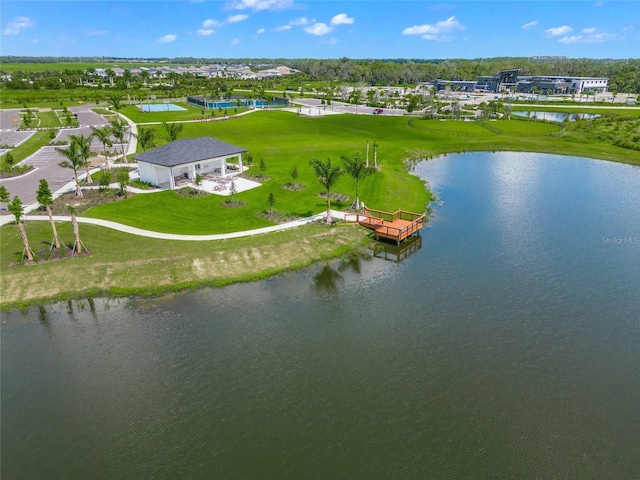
[0,221,371,310]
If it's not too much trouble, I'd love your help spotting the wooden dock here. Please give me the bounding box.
[344,208,426,244]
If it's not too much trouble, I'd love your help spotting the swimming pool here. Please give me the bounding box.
[138,103,187,112]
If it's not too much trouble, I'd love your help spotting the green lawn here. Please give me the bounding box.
[36,110,63,128]
[0,220,369,308]
[83,110,640,235]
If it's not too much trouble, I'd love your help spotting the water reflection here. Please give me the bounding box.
[373,235,423,262]
[512,111,601,122]
[313,263,344,290]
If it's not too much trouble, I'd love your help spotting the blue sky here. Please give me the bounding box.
[2,1,638,59]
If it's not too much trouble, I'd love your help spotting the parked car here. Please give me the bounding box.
[373,109,384,114]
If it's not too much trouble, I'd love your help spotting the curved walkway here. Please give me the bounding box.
[5,210,348,240]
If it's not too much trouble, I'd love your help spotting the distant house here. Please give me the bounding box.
[134,137,247,189]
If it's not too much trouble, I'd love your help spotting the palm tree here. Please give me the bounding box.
[163,122,183,142]
[309,157,343,225]
[135,127,156,152]
[110,117,128,163]
[67,205,85,254]
[7,196,34,261]
[108,94,123,111]
[342,153,375,212]
[56,142,84,197]
[373,140,379,169]
[91,125,113,169]
[140,69,150,86]
[36,178,61,250]
[69,133,93,184]
[105,68,116,86]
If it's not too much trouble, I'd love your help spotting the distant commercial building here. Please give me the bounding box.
[433,69,608,95]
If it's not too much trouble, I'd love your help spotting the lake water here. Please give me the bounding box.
[512,111,601,122]
[2,152,639,479]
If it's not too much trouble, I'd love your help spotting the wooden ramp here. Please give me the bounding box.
[344,208,426,244]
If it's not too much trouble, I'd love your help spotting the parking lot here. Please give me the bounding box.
[0,106,114,207]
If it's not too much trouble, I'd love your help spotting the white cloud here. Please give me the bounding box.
[522,21,538,30]
[402,16,465,41]
[545,25,573,36]
[158,33,177,43]
[289,17,308,26]
[197,29,215,36]
[227,14,249,23]
[231,38,240,45]
[558,31,622,43]
[226,0,294,11]
[304,22,333,36]
[256,27,265,34]
[274,25,292,32]
[582,27,597,34]
[203,19,223,28]
[3,16,35,36]
[330,13,354,26]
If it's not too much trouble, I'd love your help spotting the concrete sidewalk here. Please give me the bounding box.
[2,210,349,240]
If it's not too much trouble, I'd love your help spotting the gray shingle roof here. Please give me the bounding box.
[134,137,247,167]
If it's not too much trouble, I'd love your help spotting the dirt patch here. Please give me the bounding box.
[37,189,134,216]
[318,192,350,203]
[220,199,248,208]
[281,183,306,191]
[256,210,303,224]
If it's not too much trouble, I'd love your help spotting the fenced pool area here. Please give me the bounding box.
[138,103,187,112]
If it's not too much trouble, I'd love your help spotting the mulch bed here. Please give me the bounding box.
[318,192,350,202]
[256,210,303,224]
[281,183,306,191]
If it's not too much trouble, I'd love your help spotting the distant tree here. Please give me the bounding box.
[342,153,375,211]
[108,94,123,111]
[309,157,343,225]
[259,158,266,175]
[162,122,183,142]
[136,127,156,152]
[36,178,61,250]
[8,196,34,261]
